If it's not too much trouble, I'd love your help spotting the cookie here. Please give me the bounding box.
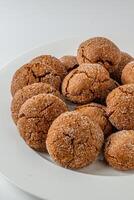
[62,63,118,104]
[111,51,133,82]
[31,55,66,78]
[46,111,104,169]
[77,37,121,73]
[60,55,79,72]
[121,61,134,84]
[75,103,113,135]
[17,94,68,152]
[104,130,134,170]
[106,84,134,130]
[11,62,61,96]
[11,82,61,124]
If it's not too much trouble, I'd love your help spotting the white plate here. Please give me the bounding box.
[0,37,134,200]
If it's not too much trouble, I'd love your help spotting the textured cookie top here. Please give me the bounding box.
[105,130,134,170]
[60,55,79,72]
[11,82,61,124]
[121,61,134,84]
[17,94,68,152]
[11,62,61,96]
[111,51,133,82]
[75,103,112,135]
[46,111,104,169]
[77,37,121,73]
[30,55,67,78]
[62,63,118,104]
[106,84,134,130]
[18,93,67,119]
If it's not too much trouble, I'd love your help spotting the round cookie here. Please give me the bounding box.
[62,63,118,104]
[11,62,61,96]
[104,130,134,170]
[77,37,121,73]
[11,83,61,124]
[60,55,79,72]
[30,55,66,78]
[75,103,113,135]
[111,51,133,83]
[106,84,134,130]
[46,111,104,169]
[17,94,68,152]
[121,61,134,84]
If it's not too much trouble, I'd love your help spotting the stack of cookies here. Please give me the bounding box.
[11,37,134,171]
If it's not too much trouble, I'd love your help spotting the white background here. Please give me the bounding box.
[0,0,134,199]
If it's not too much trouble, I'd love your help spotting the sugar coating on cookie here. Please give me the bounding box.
[104,130,134,170]
[30,55,67,78]
[11,83,61,124]
[77,37,121,73]
[106,84,134,130]
[62,63,118,104]
[111,51,133,82]
[46,111,104,169]
[60,55,79,72]
[17,94,68,152]
[11,62,61,96]
[121,61,134,84]
[75,103,113,135]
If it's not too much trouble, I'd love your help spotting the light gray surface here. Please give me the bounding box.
[0,0,134,199]
[0,176,38,200]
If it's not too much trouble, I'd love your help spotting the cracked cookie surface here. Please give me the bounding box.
[30,55,67,79]
[17,94,68,152]
[104,130,134,170]
[62,63,118,104]
[77,37,121,73]
[121,61,134,84]
[11,83,61,124]
[46,111,104,169]
[111,51,133,83]
[75,103,113,136]
[60,55,79,72]
[11,62,61,96]
[106,84,134,130]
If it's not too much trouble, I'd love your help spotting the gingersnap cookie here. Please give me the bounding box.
[121,61,134,84]
[111,51,133,82]
[104,130,134,171]
[11,83,61,124]
[11,62,61,96]
[30,55,66,78]
[77,37,121,73]
[60,55,79,72]
[17,94,68,152]
[75,103,113,135]
[62,63,118,104]
[106,84,134,130]
[46,111,104,169]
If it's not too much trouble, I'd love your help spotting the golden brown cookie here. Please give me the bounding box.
[121,61,134,84]
[11,62,61,96]
[62,63,118,104]
[104,130,134,171]
[46,111,104,169]
[111,51,133,82]
[30,55,66,78]
[75,103,113,135]
[11,83,61,124]
[60,55,79,72]
[77,37,121,73]
[17,94,68,152]
[106,84,134,130]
